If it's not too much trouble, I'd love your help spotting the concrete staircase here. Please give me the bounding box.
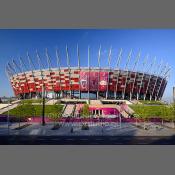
[115,105,130,118]
[62,104,75,117]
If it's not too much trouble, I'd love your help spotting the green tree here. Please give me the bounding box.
[167,103,175,128]
[12,101,25,127]
[23,100,36,118]
[160,105,169,125]
[48,104,63,126]
[80,104,90,118]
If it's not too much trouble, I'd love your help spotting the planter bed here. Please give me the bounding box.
[14,123,31,130]
[51,124,61,130]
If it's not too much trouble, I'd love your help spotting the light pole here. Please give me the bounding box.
[119,106,122,129]
[7,97,10,135]
[42,84,46,126]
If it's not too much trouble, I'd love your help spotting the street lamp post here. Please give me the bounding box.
[42,84,46,126]
[7,97,10,135]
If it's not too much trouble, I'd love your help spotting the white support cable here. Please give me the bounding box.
[77,44,80,69]
[88,46,90,100]
[155,65,170,100]
[77,44,81,99]
[106,46,112,99]
[56,48,62,98]
[66,45,71,97]
[130,50,141,100]
[19,57,28,71]
[137,54,149,100]
[13,59,22,73]
[12,59,25,98]
[45,49,54,92]
[5,64,14,83]
[45,48,52,70]
[36,50,45,97]
[19,57,31,96]
[7,62,16,75]
[115,48,123,99]
[36,50,44,70]
[144,57,156,100]
[159,77,168,100]
[5,65,12,77]
[122,49,132,100]
[97,45,101,100]
[150,59,164,100]
[5,66,11,80]
[27,52,36,70]
[7,62,19,97]
[27,52,37,94]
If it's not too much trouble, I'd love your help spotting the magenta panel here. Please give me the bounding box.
[99,72,108,91]
[89,71,98,91]
[80,71,89,91]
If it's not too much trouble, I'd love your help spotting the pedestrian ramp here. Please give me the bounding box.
[90,100,102,105]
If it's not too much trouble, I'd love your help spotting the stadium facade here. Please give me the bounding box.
[5,47,170,101]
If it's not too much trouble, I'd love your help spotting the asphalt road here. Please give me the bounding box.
[1,135,175,145]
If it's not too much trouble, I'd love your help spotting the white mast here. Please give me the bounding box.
[156,65,170,100]
[137,54,148,100]
[144,57,156,100]
[88,46,90,100]
[97,45,101,100]
[122,49,132,100]
[27,52,38,97]
[130,50,141,100]
[114,48,123,99]
[150,59,163,101]
[45,48,54,94]
[36,50,45,98]
[77,44,81,99]
[66,45,71,98]
[106,46,112,99]
[19,57,30,97]
[56,48,62,98]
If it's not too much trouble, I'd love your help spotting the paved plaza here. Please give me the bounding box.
[1,122,175,137]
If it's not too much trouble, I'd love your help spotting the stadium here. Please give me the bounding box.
[5,47,170,101]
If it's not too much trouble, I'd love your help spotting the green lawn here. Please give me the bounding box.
[130,104,175,120]
[130,105,163,117]
[139,100,164,105]
[22,99,43,104]
[4,104,64,118]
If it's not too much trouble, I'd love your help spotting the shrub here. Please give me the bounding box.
[81,123,89,130]
[80,104,90,118]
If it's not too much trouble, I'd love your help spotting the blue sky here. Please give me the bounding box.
[0,29,174,102]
